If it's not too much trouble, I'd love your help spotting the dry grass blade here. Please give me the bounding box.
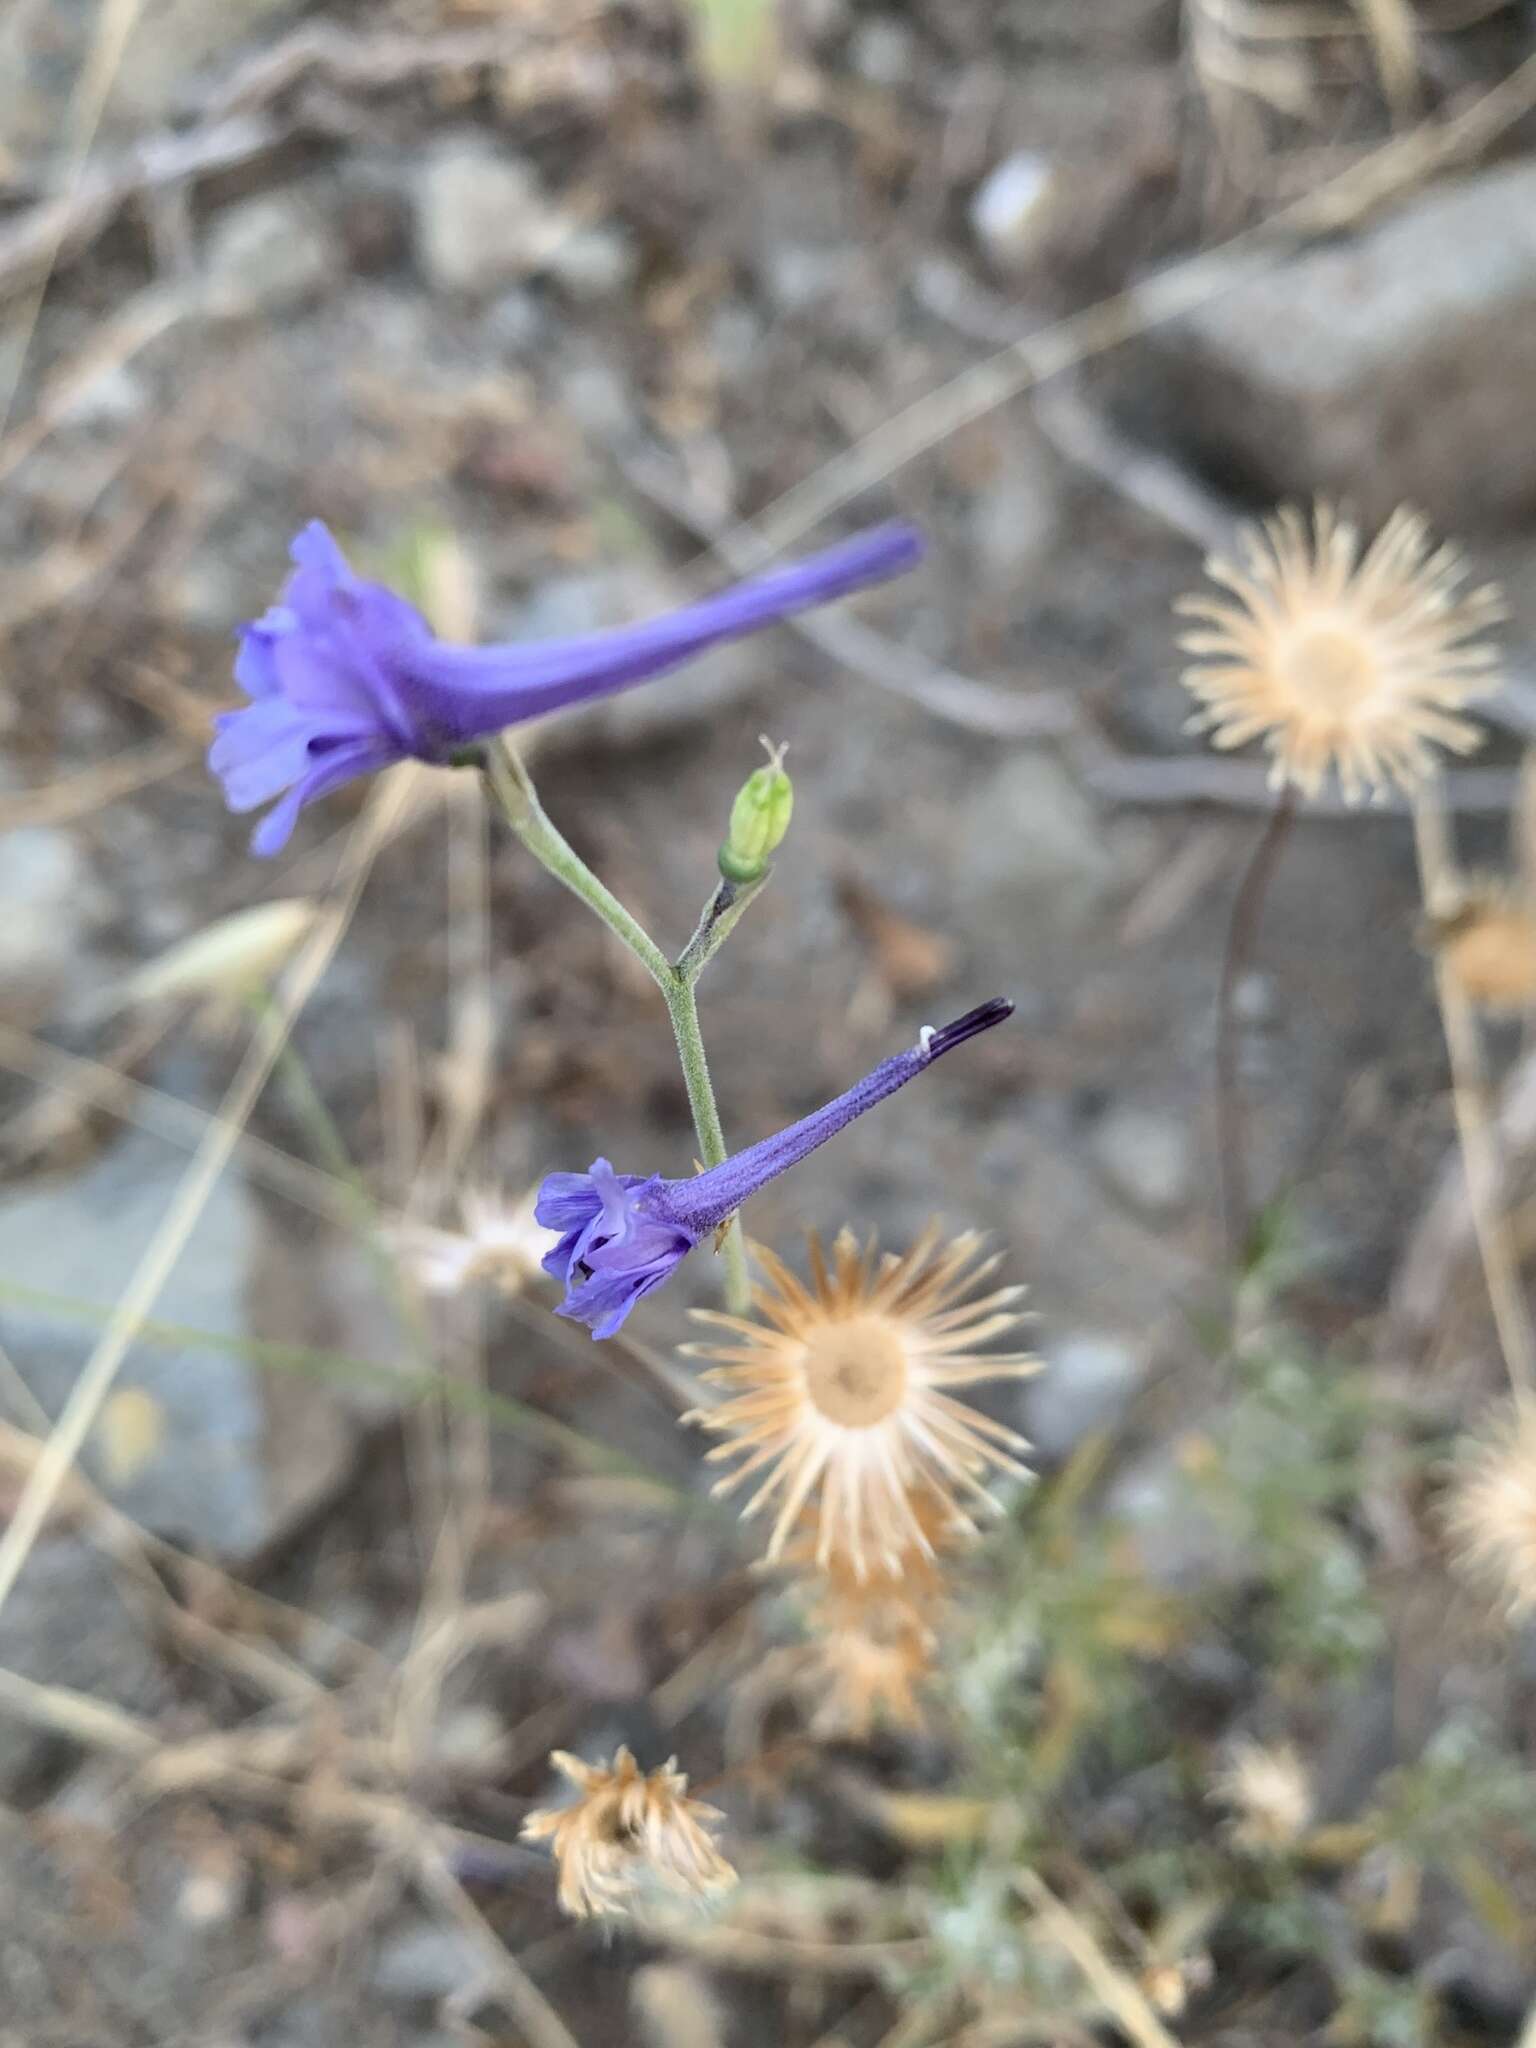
[1351,0,1421,117]
[1410,782,1536,1407]
[0,739,192,830]
[0,1017,354,1222]
[0,284,187,489]
[0,775,414,1624]
[1017,1871,1182,2048]
[0,0,145,439]
[0,1664,160,1760]
[415,1842,582,2048]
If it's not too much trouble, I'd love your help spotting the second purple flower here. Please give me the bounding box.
[536,1001,1013,1336]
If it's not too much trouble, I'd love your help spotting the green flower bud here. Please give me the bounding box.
[719,738,793,884]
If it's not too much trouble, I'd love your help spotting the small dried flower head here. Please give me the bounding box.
[521,1747,736,1919]
[1211,1738,1312,1851]
[685,1226,1039,1578]
[389,1188,556,1297]
[805,1589,937,1737]
[1177,501,1503,802]
[783,1492,963,1736]
[1426,879,1536,1015]
[1444,1403,1536,1619]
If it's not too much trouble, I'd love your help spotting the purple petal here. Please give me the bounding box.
[248,782,313,858]
[402,524,927,747]
[246,738,396,856]
[655,1000,1014,1238]
[234,626,283,700]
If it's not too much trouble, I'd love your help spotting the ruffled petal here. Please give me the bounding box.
[245,737,396,856]
[234,624,284,699]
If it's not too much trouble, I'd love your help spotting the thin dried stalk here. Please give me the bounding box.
[1411,781,1536,1407]
[1017,1872,1182,2048]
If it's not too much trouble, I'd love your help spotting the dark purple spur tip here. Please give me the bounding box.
[923,998,1014,1060]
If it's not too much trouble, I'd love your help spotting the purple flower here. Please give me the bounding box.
[212,520,924,855]
[536,1000,1013,1337]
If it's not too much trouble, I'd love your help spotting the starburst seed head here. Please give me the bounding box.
[1444,1404,1536,1621]
[521,1747,736,1919]
[685,1226,1039,1579]
[1176,501,1503,802]
[1211,1738,1312,1852]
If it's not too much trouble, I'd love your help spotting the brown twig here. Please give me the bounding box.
[1215,788,1297,1263]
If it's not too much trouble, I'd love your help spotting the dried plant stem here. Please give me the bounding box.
[1016,1871,1182,2048]
[480,740,751,1312]
[1411,783,1536,1409]
[1215,789,1296,1263]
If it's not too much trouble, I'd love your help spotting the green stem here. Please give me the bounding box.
[479,739,753,1314]
[661,970,751,1310]
[676,872,771,985]
[480,740,673,989]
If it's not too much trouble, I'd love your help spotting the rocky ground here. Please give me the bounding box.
[3,2,1536,2044]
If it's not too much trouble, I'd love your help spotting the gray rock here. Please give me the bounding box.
[760,242,849,315]
[545,222,639,303]
[0,1131,356,1559]
[371,1918,482,2002]
[1026,1332,1144,1459]
[487,286,552,355]
[205,194,333,318]
[556,349,634,438]
[847,17,914,85]
[415,143,555,295]
[969,152,1058,269]
[0,827,101,1014]
[953,751,1119,934]
[1088,1104,1194,1216]
[1130,161,1536,527]
[1108,1449,1249,1592]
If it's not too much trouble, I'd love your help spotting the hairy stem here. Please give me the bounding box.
[480,740,673,989]
[1412,782,1536,1410]
[480,739,751,1314]
[662,973,751,1311]
[1215,789,1297,1267]
[676,872,771,984]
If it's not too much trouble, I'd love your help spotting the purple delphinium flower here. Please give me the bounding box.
[212,520,924,855]
[536,1000,1013,1337]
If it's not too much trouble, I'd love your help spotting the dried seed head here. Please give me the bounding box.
[522,1747,736,1920]
[1444,1404,1536,1620]
[1177,501,1502,802]
[685,1226,1039,1579]
[806,1617,934,1738]
[388,1187,555,1298]
[1427,880,1536,1015]
[1211,1738,1312,1851]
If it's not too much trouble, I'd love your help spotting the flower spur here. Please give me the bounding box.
[535,1000,1013,1337]
[211,519,924,853]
